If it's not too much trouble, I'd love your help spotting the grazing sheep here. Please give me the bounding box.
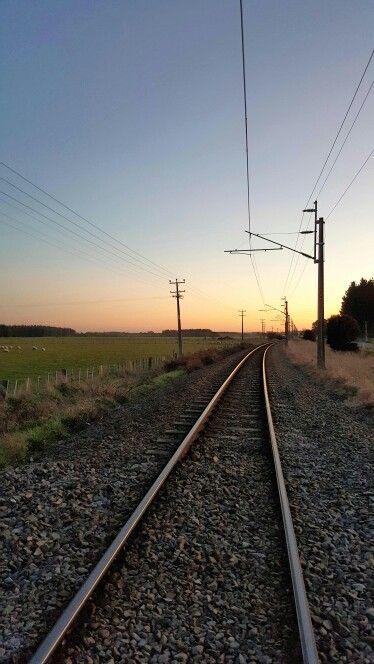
[32,346,38,350]
[41,347,46,351]
[2,348,9,352]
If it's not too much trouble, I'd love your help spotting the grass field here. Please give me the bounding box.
[0,336,232,382]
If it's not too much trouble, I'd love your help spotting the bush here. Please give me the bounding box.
[327,314,360,351]
[303,329,316,341]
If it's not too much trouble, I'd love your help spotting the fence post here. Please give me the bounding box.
[13,380,18,397]
[0,379,9,400]
[148,357,152,370]
[26,377,31,393]
[78,369,81,384]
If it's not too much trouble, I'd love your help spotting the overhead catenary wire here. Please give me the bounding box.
[289,148,373,298]
[282,47,374,297]
[239,0,266,305]
[315,78,374,199]
[325,147,374,220]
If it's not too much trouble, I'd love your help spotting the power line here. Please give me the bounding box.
[0,296,170,308]
[289,148,373,296]
[306,47,374,206]
[316,78,374,199]
[0,164,234,315]
[0,178,171,281]
[325,147,374,220]
[239,0,265,304]
[0,161,175,278]
[0,215,167,289]
[1,203,235,317]
[282,47,374,296]
[0,191,169,283]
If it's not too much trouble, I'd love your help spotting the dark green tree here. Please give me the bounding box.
[340,278,374,335]
[303,329,316,341]
[326,314,360,351]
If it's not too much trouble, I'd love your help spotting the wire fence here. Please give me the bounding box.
[1,354,170,399]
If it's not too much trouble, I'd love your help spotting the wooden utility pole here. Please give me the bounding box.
[238,309,246,341]
[282,297,289,345]
[169,279,185,357]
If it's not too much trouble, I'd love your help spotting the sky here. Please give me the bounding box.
[0,0,373,333]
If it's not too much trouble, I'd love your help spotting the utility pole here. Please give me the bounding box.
[282,298,289,345]
[225,198,326,368]
[169,279,185,357]
[316,217,325,368]
[260,318,266,338]
[238,309,246,341]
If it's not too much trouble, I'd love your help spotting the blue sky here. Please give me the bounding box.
[1,0,373,331]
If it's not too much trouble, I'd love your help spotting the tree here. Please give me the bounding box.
[303,329,315,341]
[326,314,360,351]
[340,278,374,336]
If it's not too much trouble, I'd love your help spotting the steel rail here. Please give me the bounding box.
[29,344,268,664]
[262,346,319,664]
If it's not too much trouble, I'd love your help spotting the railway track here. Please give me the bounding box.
[29,344,318,663]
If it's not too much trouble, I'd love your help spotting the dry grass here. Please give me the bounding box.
[286,339,374,407]
[0,373,142,467]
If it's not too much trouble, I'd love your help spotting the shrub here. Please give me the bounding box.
[303,329,316,341]
[327,314,360,351]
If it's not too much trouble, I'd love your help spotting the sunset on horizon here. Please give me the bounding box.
[0,3,373,663]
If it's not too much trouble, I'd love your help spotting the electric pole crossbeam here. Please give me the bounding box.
[226,199,325,369]
[169,279,185,357]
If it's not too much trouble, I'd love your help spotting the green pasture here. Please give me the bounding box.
[0,336,230,382]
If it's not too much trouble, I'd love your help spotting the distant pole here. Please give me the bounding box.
[282,298,289,345]
[169,278,185,357]
[260,318,266,338]
[317,217,325,368]
[238,309,246,341]
[364,321,368,343]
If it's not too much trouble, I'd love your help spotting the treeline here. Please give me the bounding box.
[81,329,218,337]
[0,325,76,337]
[161,329,217,337]
[0,326,218,338]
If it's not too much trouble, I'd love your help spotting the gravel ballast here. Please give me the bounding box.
[0,350,252,663]
[267,345,373,663]
[60,349,299,663]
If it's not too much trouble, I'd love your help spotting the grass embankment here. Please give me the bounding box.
[286,339,374,408]
[0,343,251,468]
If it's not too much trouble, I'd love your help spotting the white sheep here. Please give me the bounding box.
[32,346,38,350]
[41,347,46,351]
